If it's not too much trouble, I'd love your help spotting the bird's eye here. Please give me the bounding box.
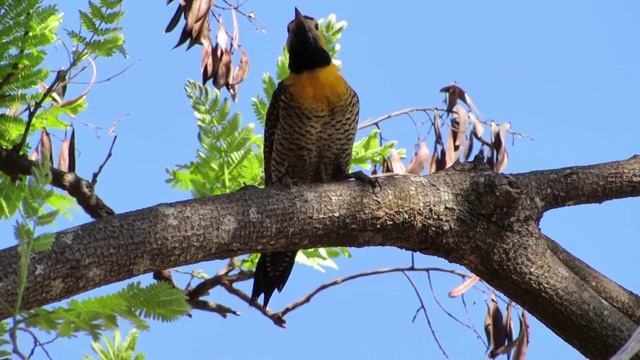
[314,23,319,30]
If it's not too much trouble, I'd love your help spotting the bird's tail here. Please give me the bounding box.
[250,251,297,308]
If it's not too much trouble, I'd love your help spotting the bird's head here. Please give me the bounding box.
[285,8,332,73]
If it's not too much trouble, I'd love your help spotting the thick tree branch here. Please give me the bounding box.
[0,157,639,359]
[516,155,640,213]
[544,234,640,323]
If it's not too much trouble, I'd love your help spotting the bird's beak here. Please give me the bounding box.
[294,7,305,24]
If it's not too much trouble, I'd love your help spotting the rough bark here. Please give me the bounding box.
[0,156,639,359]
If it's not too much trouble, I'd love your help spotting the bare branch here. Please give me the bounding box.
[402,271,449,358]
[357,107,440,130]
[219,281,286,328]
[277,267,471,317]
[427,271,487,346]
[91,135,118,186]
[0,146,115,219]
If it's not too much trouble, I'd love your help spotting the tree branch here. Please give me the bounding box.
[0,146,114,219]
[516,155,640,213]
[0,157,639,359]
[544,234,640,323]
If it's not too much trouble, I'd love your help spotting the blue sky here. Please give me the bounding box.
[3,0,640,359]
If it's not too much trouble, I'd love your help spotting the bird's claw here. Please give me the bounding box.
[237,183,260,192]
[348,171,381,192]
[281,175,301,188]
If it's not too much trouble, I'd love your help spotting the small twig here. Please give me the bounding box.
[13,77,62,154]
[402,271,449,358]
[426,271,487,347]
[73,60,140,85]
[73,114,124,138]
[358,106,534,144]
[213,0,261,31]
[38,334,59,348]
[12,56,94,154]
[472,127,492,148]
[405,112,422,142]
[358,107,440,131]
[55,57,98,109]
[10,326,28,360]
[219,281,286,328]
[276,267,471,317]
[411,305,423,322]
[186,262,251,300]
[18,327,54,360]
[188,299,240,318]
[460,293,484,349]
[91,135,118,186]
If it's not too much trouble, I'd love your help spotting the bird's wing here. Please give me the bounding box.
[263,83,286,187]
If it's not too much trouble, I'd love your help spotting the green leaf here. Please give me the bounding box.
[32,232,55,252]
[14,221,33,243]
[36,209,59,226]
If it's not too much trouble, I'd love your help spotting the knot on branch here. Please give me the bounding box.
[62,172,115,219]
[469,172,522,220]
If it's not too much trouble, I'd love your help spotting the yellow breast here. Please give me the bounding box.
[284,64,351,111]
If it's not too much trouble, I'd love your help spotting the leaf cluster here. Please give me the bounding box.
[19,282,189,341]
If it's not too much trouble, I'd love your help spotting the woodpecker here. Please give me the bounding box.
[250,8,362,308]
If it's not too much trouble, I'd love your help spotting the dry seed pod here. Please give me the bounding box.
[494,122,511,172]
[505,301,515,346]
[463,134,474,162]
[429,149,438,174]
[469,112,484,138]
[453,104,468,147]
[490,121,499,147]
[445,128,456,168]
[231,7,240,50]
[231,46,250,85]
[512,311,529,360]
[226,48,249,102]
[448,275,480,298]
[440,83,464,114]
[176,0,212,49]
[69,127,76,173]
[463,90,482,117]
[40,129,53,166]
[382,157,393,174]
[52,69,67,105]
[29,140,40,161]
[406,141,429,175]
[486,293,507,358]
[165,0,185,33]
[201,35,216,84]
[489,121,499,167]
[215,49,233,90]
[496,149,509,173]
[58,131,70,172]
[390,148,405,174]
[438,147,447,171]
[433,112,443,146]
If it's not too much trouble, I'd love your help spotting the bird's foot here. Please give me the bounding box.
[236,182,260,192]
[348,170,381,192]
[281,174,301,188]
